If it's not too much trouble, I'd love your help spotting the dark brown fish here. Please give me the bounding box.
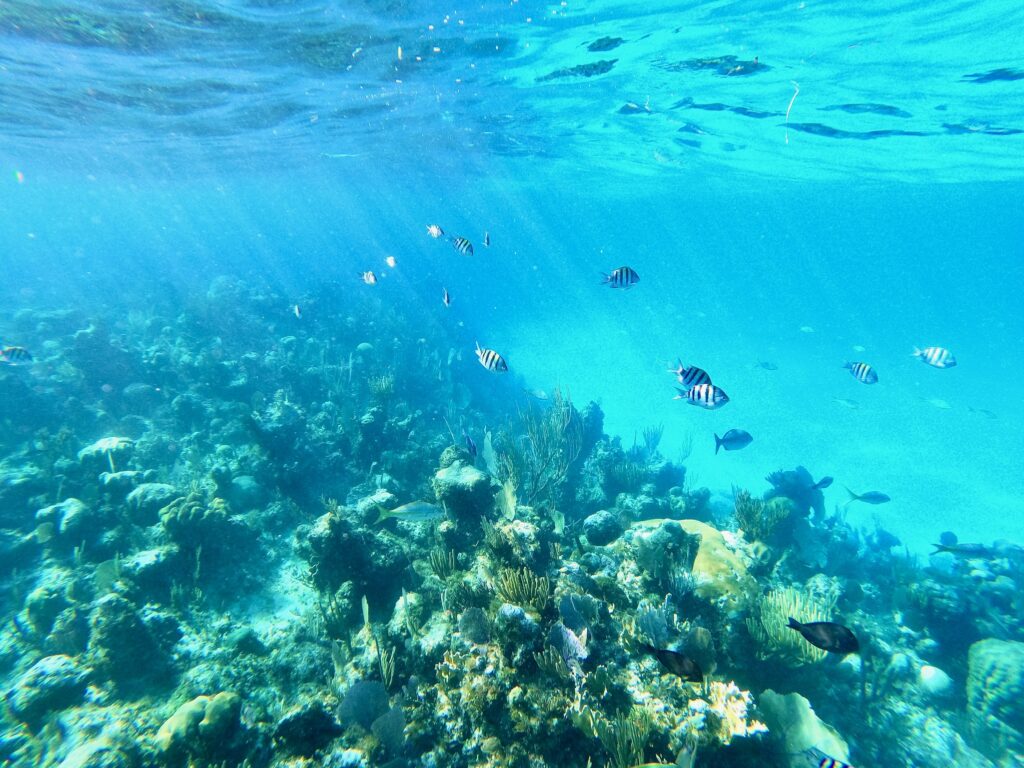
[639,643,703,681]
[787,618,859,654]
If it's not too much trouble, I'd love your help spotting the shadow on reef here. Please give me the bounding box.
[0,277,1021,768]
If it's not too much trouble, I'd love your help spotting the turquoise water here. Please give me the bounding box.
[2,1,1023,766]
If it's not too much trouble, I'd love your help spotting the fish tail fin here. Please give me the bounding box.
[638,642,656,654]
[912,347,922,357]
[599,272,610,285]
[931,543,950,554]
[714,434,722,454]
[786,617,801,630]
[373,504,390,525]
[673,387,687,400]
[845,486,859,502]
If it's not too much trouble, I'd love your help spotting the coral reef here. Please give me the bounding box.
[0,275,1018,768]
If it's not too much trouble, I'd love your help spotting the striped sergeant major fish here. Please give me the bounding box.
[680,382,729,409]
[475,342,508,373]
[426,224,444,238]
[913,346,956,369]
[669,360,712,389]
[843,361,878,384]
[450,235,474,256]
[0,346,32,365]
[800,747,855,768]
[601,265,639,289]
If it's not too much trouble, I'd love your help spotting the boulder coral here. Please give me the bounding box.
[967,638,1024,760]
[432,460,500,519]
[4,654,90,727]
[156,691,243,758]
[759,689,849,762]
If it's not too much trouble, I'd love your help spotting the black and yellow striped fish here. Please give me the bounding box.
[844,361,878,384]
[913,346,956,369]
[475,342,507,373]
[800,747,855,768]
[681,383,729,409]
[0,346,32,365]
[450,236,474,256]
[669,359,712,389]
[601,265,639,289]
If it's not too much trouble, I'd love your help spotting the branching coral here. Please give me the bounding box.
[745,586,837,665]
[495,388,582,506]
[596,707,653,768]
[495,567,549,612]
[367,372,395,399]
[641,423,664,459]
[429,547,457,580]
[605,459,648,496]
[572,703,656,768]
[733,489,791,542]
[533,646,572,681]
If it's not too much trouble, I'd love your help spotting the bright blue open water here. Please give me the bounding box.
[2,0,1023,552]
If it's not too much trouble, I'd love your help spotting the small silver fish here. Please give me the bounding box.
[483,231,491,247]
[845,487,890,505]
[292,304,302,319]
[427,224,445,238]
[442,288,451,307]
[375,501,444,524]
[913,346,956,369]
